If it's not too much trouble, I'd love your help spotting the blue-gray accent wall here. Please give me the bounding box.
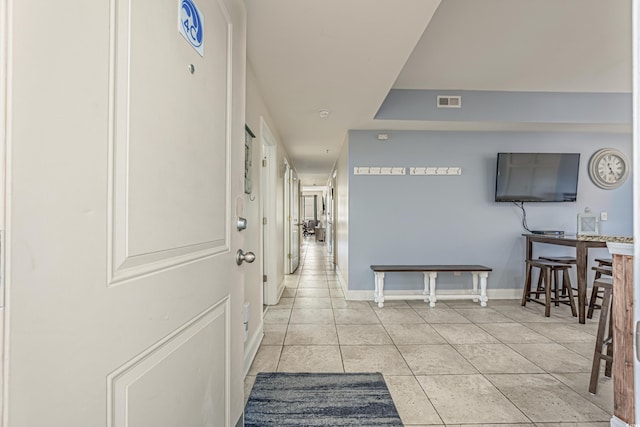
[347,130,632,293]
[376,90,631,124]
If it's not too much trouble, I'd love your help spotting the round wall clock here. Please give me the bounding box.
[588,148,629,189]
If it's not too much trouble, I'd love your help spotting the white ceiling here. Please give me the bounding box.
[245,0,632,186]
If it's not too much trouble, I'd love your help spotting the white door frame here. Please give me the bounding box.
[0,0,7,421]
[326,173,335,259]
[632,1,640,422]
[331,170,337,265]
[259,117,281,305]
[289,170,299,273]
[283,160,291,274]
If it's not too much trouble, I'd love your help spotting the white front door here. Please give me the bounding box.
[3,0,247,425]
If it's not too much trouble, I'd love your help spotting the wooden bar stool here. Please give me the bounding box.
[522,259,577,317]
[538,256,577,302]
[589,277,613,394]
[538,256,577,265]
[587,265,613,319]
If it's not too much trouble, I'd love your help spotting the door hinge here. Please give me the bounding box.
[288,253,292,260]
[263,217,267,225]
[263,274,267,283]
[262,159,267,167]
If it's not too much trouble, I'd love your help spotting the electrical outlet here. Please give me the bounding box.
[600,211,608,221]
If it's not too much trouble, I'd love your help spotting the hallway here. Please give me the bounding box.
[246,239,614,426]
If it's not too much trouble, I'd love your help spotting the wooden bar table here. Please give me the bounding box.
[523,234,609,324]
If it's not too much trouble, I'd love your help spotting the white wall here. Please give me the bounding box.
[335,135,350,287]
[244,62,294,372]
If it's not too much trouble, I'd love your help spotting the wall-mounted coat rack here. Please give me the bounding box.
[353,167,406,175]
[410,167,462,175]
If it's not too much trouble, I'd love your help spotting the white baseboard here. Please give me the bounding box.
[335,263,348,296]
[609,416,631,427]
[264,277,285,305]
[243,323,263,377]
[276,277,285,301]
[346,288,522,301]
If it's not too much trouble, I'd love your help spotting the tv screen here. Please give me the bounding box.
[495,153,580,202]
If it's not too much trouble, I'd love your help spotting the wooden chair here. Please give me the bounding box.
[587,264,613,319]
[589,277,613,394]
[522,259,577,317]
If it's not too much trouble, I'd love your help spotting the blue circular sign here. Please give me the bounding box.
[180,0,203,48]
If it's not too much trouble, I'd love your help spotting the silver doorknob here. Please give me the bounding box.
[236,249,256,265]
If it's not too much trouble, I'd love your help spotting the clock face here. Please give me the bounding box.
[589,148,629,189]
[597,154,624,183]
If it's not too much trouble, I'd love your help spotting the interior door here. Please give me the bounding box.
[260,119,280,305]
[326,185,334,255]
[290,172,300,272]
[4,0,246,426]
[283,161,291,273]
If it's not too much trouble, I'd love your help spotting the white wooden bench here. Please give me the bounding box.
[370,265,492,308]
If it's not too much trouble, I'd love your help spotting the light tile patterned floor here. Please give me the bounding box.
[246,239,613,426]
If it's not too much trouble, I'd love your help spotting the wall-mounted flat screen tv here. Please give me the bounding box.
[495,153,580,202]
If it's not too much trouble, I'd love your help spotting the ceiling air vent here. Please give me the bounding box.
[437,95,462,108]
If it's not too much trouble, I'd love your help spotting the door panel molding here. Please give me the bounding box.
[107,299,230,427]
[107,0,234,285]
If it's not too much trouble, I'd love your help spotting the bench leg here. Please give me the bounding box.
[428,272,438,307]
[373,272,379,303]
[374,272,385,308]
[422,273,429,304]
[472,273,479,302]
[479,272,489,307]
